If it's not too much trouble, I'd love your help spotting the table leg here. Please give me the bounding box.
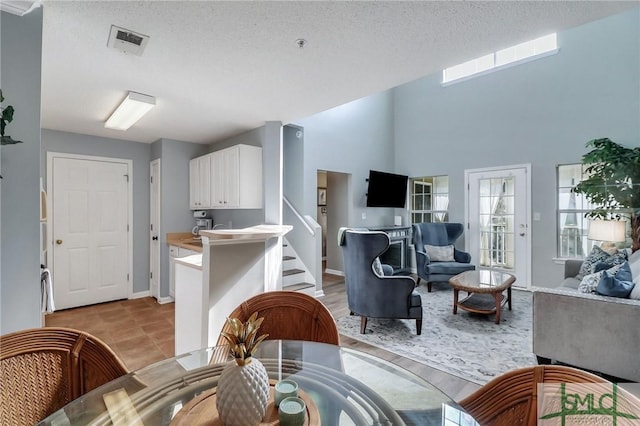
[494,292,501,324]
[508,287,512,311]
[453,289,459,314]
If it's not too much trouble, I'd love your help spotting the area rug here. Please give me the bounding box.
[336,283,537,384]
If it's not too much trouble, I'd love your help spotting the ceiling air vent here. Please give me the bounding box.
[107,25,149,56]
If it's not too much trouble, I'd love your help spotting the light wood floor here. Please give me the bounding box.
[45,273,480,401]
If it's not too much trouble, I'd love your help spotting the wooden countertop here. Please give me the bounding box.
[200,225,292,245]
[167,232,203,252]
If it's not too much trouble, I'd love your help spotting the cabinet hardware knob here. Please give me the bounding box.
[152,236,158,241]
[56,239,63,245]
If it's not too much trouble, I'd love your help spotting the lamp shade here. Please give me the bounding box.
[587,219,626,242]
[105,91,155,130]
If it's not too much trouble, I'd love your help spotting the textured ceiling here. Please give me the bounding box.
[40,1,637,144]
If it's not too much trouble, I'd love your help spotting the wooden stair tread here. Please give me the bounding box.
[283,255,295,261]
[283,268,305,277]
[283,282,315,291]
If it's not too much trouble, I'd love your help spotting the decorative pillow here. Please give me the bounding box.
[578,263,623,293]
[372,257,384,277]
[424,244,455,262]
[596,262,635,298]
[578,271,605,293]
[627,250,640,300]
[577,246,627,280]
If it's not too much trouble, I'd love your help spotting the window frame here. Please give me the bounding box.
[409,175,449,225]
[556,163,631,259]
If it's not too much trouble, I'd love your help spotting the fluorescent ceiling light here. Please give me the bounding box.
[105,91,156,130]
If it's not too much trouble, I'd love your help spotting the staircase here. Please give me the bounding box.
[282,239,315,294]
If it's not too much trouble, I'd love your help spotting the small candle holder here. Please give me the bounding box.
[278,396,306,426]
[274,379,298,407]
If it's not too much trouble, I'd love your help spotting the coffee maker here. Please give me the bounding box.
[192,211,212,236]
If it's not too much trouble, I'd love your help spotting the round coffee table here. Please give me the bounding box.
[448,270,516,324]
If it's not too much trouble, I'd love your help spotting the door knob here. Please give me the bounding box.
[56,239,63,245]
[152,236,158,241]
[519,233,525,236]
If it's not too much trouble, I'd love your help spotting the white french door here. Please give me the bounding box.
[466,165,531,288]
[49,153,131,309]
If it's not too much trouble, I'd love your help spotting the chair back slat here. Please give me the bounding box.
[0,327,129,426]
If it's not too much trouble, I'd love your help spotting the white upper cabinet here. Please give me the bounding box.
[189,155,212,209]
[190,144,262,210]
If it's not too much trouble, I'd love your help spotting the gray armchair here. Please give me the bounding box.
[340,229,422,335]
[412,222,475,292]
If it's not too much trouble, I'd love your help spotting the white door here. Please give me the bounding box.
[150,159,161,299]
[51,156,130,309]
[466,165,531,288]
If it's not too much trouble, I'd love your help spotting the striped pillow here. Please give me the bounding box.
[424,244,455,262]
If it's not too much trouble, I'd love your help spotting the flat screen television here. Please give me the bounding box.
[366,170,408,208]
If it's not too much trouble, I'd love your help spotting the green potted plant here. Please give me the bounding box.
[1,89,22,146]
[573,138,640,252]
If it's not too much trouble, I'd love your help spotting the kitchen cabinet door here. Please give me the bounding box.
[223,146,240,208]
[209,144,262,209]
[211,150,226,208]
[189,154,212,209]
[189,159,199,209]
[197,155,211,208]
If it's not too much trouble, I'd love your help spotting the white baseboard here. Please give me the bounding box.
[314,290,325,298]
[131,290,150,299]
[325,268,343,276]
[157,296,175,304]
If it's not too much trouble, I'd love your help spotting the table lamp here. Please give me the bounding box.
[588,219,626,252]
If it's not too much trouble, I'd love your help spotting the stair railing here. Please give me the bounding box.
[283,196,323,295]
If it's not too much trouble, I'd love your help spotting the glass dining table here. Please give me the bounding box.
[39,340,469,426]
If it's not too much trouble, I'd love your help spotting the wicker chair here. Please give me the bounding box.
[215,291,340,347]
[458,365,608,425]
[0,327,129,426]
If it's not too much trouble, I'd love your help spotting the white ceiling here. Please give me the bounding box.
[40,1,637,145]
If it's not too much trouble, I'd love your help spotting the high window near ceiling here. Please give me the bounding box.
[443,33,558,85]
[410,176,449,224]
[557,164,631,259]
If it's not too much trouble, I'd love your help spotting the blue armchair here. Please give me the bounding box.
[412,223,475,292]
[340,229,422,335]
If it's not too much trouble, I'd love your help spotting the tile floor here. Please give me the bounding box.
[45,297,175,371]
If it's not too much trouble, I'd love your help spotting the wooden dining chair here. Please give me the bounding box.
[215,291,340,347]
[0,327,129,426]
[458,365,607,426]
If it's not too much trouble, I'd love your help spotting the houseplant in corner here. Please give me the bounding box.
[216,312,270,426]
[1,89,22,146]
[573,138,640,252]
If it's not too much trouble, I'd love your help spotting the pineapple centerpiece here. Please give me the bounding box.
[216,312,270,426]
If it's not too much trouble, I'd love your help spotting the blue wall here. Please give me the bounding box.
[289,8,639,284]
[392,8,640,286]
[296,90,398,227]
[151,138,207,297]
[1,9,44,333]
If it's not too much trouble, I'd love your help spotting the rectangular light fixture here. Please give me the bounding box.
[104,91,156,130]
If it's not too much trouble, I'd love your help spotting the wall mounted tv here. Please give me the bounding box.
[366,170,408,208]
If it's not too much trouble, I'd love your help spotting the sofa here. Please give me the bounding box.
[533,259,640,382]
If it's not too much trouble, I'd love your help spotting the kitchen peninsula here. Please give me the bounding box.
[172,224,292,355]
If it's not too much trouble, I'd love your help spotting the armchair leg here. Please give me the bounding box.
[427,282,432,292]
[360,316,368,334]
[536,355,551,365]
[416,319,422,335]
